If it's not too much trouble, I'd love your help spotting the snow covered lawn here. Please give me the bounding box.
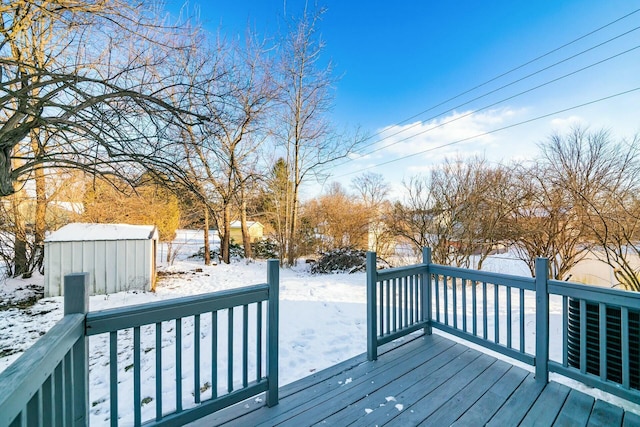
[1,237,639,424]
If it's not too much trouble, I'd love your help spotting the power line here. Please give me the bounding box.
[351,26,640,159]
[347,8,640,151]
[351,43,639,159]
[334,87,640,178]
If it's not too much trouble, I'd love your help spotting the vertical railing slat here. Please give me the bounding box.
[392,278,397,333]
[211,311,218,399]
[452,276,458,329]
[482,282,488,340]
[194,314,201,404]
[506,287,512,349]
[257,302,263,381]
[176,317,182,413]
[434,274,440,323]
[520,289,525,353]
[242,305,249,388]
[42,376,52,426]
[227,308,234,393]
[109,331,118,427]
[494,284,499,344]
[472,281,477,336]
[443,276,449,326]
[155,322,163,421]
[562,296,568,367]
[461,279,467,332]
[133,326,141,426]
[54,362,63,427]
[64,352,72,425]
[26,389,39,427]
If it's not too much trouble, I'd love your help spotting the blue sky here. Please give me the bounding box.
[166,1,640,195]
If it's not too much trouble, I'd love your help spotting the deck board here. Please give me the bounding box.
[553,389,595,427]
[191,333,639,427]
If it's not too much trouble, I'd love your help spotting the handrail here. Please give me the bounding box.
[0,260,280,427]
[366,248,640,405]
[0,314,85,426]
[86,284,269,335]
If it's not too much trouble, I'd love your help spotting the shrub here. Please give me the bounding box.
[252,239,279,259]
[311,248,369,274]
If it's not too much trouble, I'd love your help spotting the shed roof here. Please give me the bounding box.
[45,223,158,242]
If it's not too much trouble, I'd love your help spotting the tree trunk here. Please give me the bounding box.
[33,134,46,274]
[204,205,211,265]
[222,203,231,264]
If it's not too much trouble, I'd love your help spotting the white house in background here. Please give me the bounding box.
[229,220,264,243]
[44,223,158,297]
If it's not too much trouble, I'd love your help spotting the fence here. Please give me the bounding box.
[366,247,640,404]
[0,260,279,427]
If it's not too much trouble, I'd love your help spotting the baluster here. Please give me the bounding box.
[211,311,218,399]
[443,276,449,326]
[156,322,163,420]
[228,308,234,393]
[194,314,201,404]
[520,290,526,353]
[243,305,249,388]
[461,279,467,332]
[494,284,499,344]
[506,287,512,349]
[434,275,440,323]
[110,331,118,427]
[482,282,488,340]
[452,277,457,329]
[134,326,141,425]
[472,281,477,336]
[257,302,263,381]
[176,318,182,412]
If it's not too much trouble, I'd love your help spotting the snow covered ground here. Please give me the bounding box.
[1,231,639,425]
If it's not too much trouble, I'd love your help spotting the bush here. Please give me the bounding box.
[251,239,279,259]
[311,248,369,274]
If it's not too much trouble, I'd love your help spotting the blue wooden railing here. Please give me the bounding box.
[0,260,279,427]
[367,247,640,405]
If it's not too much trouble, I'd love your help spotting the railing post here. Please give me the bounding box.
[535,257,549,384]
[64,273,89,427]
[366,251,378,361]
[422,247,432,335]
[266,259,279,407]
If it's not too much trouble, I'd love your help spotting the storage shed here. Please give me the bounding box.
[44,223,158,297]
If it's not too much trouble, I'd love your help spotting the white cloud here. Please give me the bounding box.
[369,107,526,161]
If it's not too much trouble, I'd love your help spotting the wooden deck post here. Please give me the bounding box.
[266,259,279,407]
[535,257,549,384]
[366,251,378,361]
[422,247,432,335]
[64,273,89,427]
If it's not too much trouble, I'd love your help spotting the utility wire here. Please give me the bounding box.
[334,87,640,178]
[349,26,640,159]
[351,44,640,158]
[346,8,640,151]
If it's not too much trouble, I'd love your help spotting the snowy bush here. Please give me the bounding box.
[311,248,369,274]
[251,238,279,259]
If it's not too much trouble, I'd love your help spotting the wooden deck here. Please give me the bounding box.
[192,333,640,427]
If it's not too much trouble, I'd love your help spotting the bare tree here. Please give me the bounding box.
[541,128,640,290]
[508,162,590,280]
[274,7,360,266]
